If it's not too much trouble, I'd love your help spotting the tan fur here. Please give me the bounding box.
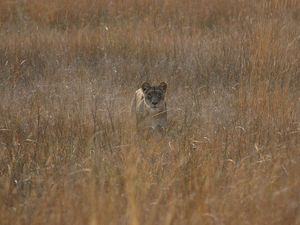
[131,84,167,131]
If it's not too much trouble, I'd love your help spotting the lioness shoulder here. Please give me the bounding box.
[131,82,167,131]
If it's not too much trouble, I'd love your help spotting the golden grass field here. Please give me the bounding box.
[0,0,300,224]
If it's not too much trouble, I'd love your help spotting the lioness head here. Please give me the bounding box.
[141,82,167,109]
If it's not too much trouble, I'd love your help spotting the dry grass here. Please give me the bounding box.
[0,0,300,225]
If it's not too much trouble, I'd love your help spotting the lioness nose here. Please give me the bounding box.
[152,101,158,105]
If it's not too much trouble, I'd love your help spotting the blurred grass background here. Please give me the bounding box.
[0,0,299,224]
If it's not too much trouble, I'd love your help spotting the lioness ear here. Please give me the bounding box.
[159,82,167,92]
[142,82,151,93]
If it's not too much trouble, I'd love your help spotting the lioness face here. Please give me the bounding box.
[142,82,167,110]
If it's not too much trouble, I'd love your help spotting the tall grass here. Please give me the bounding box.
[0,0,299,225]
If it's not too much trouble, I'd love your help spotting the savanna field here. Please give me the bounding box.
[0,0,300,224]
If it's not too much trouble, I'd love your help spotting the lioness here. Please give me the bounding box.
[131,82,167,132]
